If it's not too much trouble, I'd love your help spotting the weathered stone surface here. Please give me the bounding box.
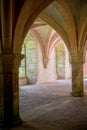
[70,57,84,97]
[3,80,87,130]
[0,54,24,127]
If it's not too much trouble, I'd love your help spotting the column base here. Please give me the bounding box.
[0,116,22,128]
[71,91,85,97]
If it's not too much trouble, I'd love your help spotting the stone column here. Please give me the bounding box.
[70,56,84,97]
[0,53,24,127]
[1,0,12,50]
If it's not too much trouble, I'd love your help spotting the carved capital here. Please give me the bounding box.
[0,53,24,72]
[70,54,84,63]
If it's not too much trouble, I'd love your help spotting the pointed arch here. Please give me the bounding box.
[40,13,71,55]
[30,29,46,59]
[13,0,54,53]
[78,15,87,54]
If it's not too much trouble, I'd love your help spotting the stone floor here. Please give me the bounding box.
[1,79,87,130]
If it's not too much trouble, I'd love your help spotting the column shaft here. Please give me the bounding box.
[0,53,24,127]
[1,0,12,50]
[71,61,84,97]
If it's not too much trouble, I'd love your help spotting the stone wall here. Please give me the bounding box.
[65,45,72,79]
[55,42,65,79]
[84,51,87,78]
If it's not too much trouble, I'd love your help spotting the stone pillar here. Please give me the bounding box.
[70,56,84,97]
[1,0,12,50]
[0,53,24,127]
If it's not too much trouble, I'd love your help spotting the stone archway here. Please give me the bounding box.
[1,0,87,127]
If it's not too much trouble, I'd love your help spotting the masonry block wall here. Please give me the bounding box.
[64,45,72,79]
[84,51,87,78]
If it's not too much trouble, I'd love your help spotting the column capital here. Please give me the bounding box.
[0,53,24,72]
[0,53,24,59]
[70,55,84,63]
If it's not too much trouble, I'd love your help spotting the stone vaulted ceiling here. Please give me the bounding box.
[0,0,87,61]
[40,0,87,58]
[29,19,62,68]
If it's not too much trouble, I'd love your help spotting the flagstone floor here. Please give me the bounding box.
[1,79,87,130]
